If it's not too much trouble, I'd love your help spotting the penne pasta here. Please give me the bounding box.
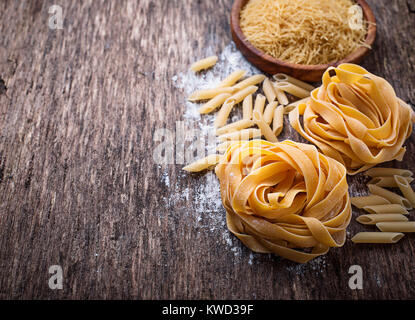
[274,81,310,99]
[216,119,254,136]
[242,94,253,120]
[273,73,315,91]
[263,101,278,124]
[272,105,284,136]
[284,97,310,113]
[253,94,266,114]
[394,175,415,208]
[253,110,278,142]
[368,184,412,210]
[214,98,236,128]
[351,232,404,244]
[217,70,247,87]
[233,74,266,91]
[183,154,221,172]
[351,195,391,208]
[188,87,235,101]
[228,85,258,104]
[365,167,413,178]
[368,175,414,188]
[190,56,218,72]
[271,81,289,105]
[376,221,415,233]
[362,204,408,215]
[198,93,232,114]
[262,78,276,103]
[218,128,262,141]
[356,213,408,225]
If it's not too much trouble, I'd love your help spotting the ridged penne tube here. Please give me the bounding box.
[190,55,218,72]
[376,222,415,233]
[289,65,414,175]
[233,74,265,91]
[271,81,289,105]
[198,93,232,114]
[215,140,352,263]
[356,214,408,225]
[214,99,236,128]
[262,78,276,103]
[365,168,413,178]
[218,128,262,141]
[216,119,254,136]
[368,176,414,188]
[393,175,415,208]
[242,94,253,120]
[228,85,258,104]
[362,204,408,215]
[253,110,278,142]
[284,97,310,114]
[351,195,390,208]
[273,73,315,91]
[274,81,310,99]
[188,87,235,101]
[263,101,278,124]
[351,232,404,244]
[272,105,284,136]
[253,94,266,114]
[368,184,412,210]
[217,70,247,87]
[183,154,221,172]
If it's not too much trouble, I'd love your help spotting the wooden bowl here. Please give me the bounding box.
[231,0,377,82]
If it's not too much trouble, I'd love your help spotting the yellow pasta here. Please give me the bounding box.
[262,78,276,103]
[215,140,352,263]
[271,82,289,105]
[253,94,266,114]
[273,73,315,91]
[376,222,415,233]
[183,154,221,172]
[188,87,235,101]
[394,175,415,207]
[233,75,265,91]
[218,128,262,141]
[365,167,413,178]
[253,111,278,142]
[274,81,310,99]
[368,176,414,188]
[214,98,236,128]
[242,94,253,120]
[198,93,232,114]
[356,214,408,225]
[351,232,404,244]
[216,119,254,136]
[217,70,246,87]
[228,85,258,104]
[217,140,248,153]
[290,64,414,175]
[368,184,412,210]
[263,101,278,124]
[272,105,284,136]
[190,55,218,72]
[351,195,390,208]
[362,204,408,215]
[284,97,310,114]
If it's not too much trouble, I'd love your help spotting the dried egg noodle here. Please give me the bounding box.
[290,64,414,175]
[215,140,351,263]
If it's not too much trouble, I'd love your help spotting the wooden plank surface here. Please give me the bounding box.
[0,0,414,299]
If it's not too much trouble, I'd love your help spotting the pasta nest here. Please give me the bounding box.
[215,140,352,263]
[290,64,414,175]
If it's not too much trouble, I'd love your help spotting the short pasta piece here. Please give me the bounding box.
[183,154,221,172]
[228,85,258,104]
[356,214,408,225]
[351,232,404,244]
[365,168,413,178]
[362,204,408,215]
[216,140,247,153]
[262,78,276,103]
[242,94,253,120]
[284,97,310,114]
[273,73,315,91]
[394,175,415,208]
[214,99,236,128]
[217,70,247,87]
[263,101,278,124]
[218,128,262,141]
[272,105,284,136]
[190,56,218,72]
[216,119,254,136]
[271,82,289,105]
[368,184,412,210]
[351,195,390,208]
[253,110,278,142]
[376,221,415,233]
[274,81,310,99]
[368,175,414,188]
[188,87,235,101]
[198,93,232,114]
[253,94,266,114]
[233,74,265,91]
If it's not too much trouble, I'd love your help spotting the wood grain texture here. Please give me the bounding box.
[0,0,414,299]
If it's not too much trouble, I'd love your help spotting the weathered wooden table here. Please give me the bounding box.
[0,0,414,299]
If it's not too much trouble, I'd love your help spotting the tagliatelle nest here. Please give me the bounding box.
[289,64,415,175]
[215,140,352,263]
